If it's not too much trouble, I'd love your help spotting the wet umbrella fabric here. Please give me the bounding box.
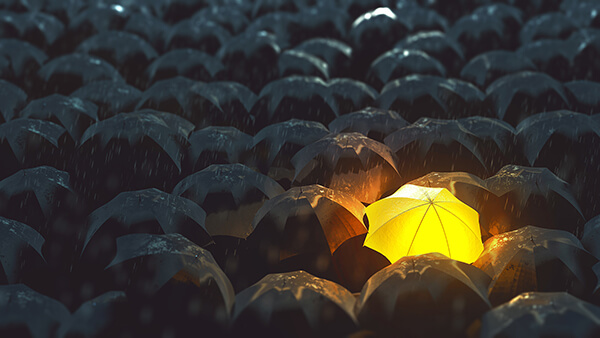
[480,292,600,338]
[474,226,598,306]
[356,253,491,338]
[291,132,400,204]
[187,126,252,171]
[70,80,141,120]
[0,217,44,284]
[231,270,357,337]
[144,49,224,85]
[0,118,66,167]
[328,107,408,142]
[367,49,446,89]
[0,80,27,122]
[0,284,70,338]
[459,51,536,88]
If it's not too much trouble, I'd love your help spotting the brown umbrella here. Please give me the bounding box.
[291,132,401,204]
[473,226,598,306]
[356,252,491,338]
[249,184,367,283]
[231,270,358,338]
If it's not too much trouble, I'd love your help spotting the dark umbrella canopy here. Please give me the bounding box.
[0,39,46,88]
[186,126,253,171]
[448,13,508,60]
[0,80,27,122]
[582,215,600,259]
[327,78,377,115]
[173,164,284,239]
[123,12,169,51]
[474,226,598,306]
[395,31,465,75]
[517,39,575,82]
[70,80,141,120]
[460,51,536,88]
[135,76,197,117]
[144,49,224,85]
[164,18,231,55]
[277,50,329,80]
[356,253,491,337]
[231,270,358,337]
[287,6,349,46]
[291,132,401,204]
[480,292,600,338]
[520,13,578,44]
[328,107,408,143]
[483,165,584,235]
[0,284,70,338]
[191,6,249,35]
[0,217,45,284]
[566,80,600,115]
[292,38,352,78]
[367,49,446,90]
[0,11,64,49]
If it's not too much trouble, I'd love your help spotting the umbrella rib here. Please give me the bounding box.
[434,204,480,240]
[366,201,430,239]
[432,204,451,257]
[406,203,432,257]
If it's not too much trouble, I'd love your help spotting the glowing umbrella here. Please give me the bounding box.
[364,184,483,264]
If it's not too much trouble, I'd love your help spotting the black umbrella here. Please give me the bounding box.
[480,292,600,338]
[0,11,64,50]
[67,4,131,48]
[483,165,584,236]
[286,6,349,45]
[144,49,224,85]
[73,111,190,206]
[356,253,491,337]
[395,31,465,76]
[105,233,234,336]
[18,94,98,142]
[563,1,600,28]
[484,71,570,126]
[367,49,446,90]
[153,0,210,23]
[164,18,231,55]
[56,291,135,338]
[328,107,408,142]
[517,39,575,82]
[472,3,523,37]
[0,39,47,89]
[328,78,377,115]
[123,12,169,52]
[243,11,295,48]
[37,53,124,96]
[460,50,536,88]
[0,217,45,284]
[186,126,253,172]
[0,284,70,338]
[516,111,600,219]
[70,80,141,120]
[573,35,600,81]
[566,80,600,115]
[292,38,352,78]
[583,215,600,259]
[348,7,411,78]
[520,12,578,44]
[0,119,69,179]
[474,226,598,306]
[248,119,329,187]
[184,81,257,133]
[135,76,197,117]
[340,0,392,19]
[217,30,281,92]
[291,132,400,204]
[393,5,448,33]
[248,185,367,282]
[76,30,158,86]
[173,164,284,239]
[0,79,26,122]
[376,75,487,122]
[447,13,508,60]
[231,271,358,337]
[191,5,249,35]
[251,76,338,127]
[384,117,489,180]
[278,50,329,80]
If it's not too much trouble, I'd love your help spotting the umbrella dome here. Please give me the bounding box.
[364,184,484,264]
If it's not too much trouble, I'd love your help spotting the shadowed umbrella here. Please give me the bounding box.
[18,94,98,141]
[278,50,329,80]
[0,80,26,122]
[366,49,446,90]
[287,6,349,45]
[123,12,169,52]
[483,165,585,236]
[243,11,295,48]
[37,53,124,96]
[0,217,44,284]
[186,126,252,172]
[249,185,367,282]
[582,215,600,259]
[484,71,570,126]
[356,253,491,338]
[145,49,224,85]
[393,5,448,33]
[0,39,46,89]
[184,81,257,133]
[105,233,234,336]
[573,35,600,81]
[70,80,141,120]
[291,132,401,204]
[517,39,575,82]
[460,51,536,88]
[480,292,600,338]
[231,271,358,337]
[293,38,352,78]
[164,18,231,55]
[328,78,378,116]
[448,13,508,60]
[472,3,523,45]
[395,31,465,76]
[191,6,249,35]
[0,11,64,50]
[0,284,70,338]
[474,226,598,306]
[376,75,487,122]
[520,13,578,44]
[384,117,489,180]
[566,80,600,115]
[135,76,197,117]
[328,107,408,143]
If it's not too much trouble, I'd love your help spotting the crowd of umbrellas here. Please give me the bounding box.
[2,0,600,337]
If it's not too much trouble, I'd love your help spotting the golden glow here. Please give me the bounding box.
[364,184,484,264]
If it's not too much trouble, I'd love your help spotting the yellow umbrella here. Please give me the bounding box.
[364,184,483,264]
